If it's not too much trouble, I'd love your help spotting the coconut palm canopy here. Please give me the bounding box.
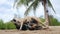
[14,0,55,16]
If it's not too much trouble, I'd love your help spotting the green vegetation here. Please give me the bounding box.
[40,15,60,26]
[0,20,5,29]
[14,0,55,25]
[0,20,16,30]
[0,15,60,30]
[49,15,60,26]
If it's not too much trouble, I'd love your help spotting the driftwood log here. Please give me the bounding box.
[12,16,49,30]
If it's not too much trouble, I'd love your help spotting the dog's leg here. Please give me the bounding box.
[20,22,23,30]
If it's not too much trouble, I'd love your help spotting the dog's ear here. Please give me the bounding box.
[13,19,16,22]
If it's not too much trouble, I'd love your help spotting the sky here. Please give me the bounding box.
[0,0,60,22]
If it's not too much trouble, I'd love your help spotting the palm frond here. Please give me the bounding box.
[33,0,40,15]
[24,0,37,16]
[17,0,25,7]
[14,0,33,8]
[24,0,42,16]
[25,0,33,6]
[13,0,18,8]
[24,2,34,16]
[48,0,56,13]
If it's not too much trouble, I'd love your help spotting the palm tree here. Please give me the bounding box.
[13,0,55,26]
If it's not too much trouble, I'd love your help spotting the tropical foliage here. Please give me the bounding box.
[49,15,60,26]
[14,0,55,16]
[0,15,60,30]
[40,15,60,26]
[0,20,16,30]
[13,0,56,25]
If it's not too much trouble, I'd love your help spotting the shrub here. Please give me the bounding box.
[0,19,5,29]
[0,19,16,30]
[5,22,16,29]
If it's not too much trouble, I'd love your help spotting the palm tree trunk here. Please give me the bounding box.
[43,0,50,26]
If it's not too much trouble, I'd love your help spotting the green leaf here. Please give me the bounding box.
[48,0,56,13]
[24,0,36,16]
[24,0,41,16]
[33,0,39,15]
